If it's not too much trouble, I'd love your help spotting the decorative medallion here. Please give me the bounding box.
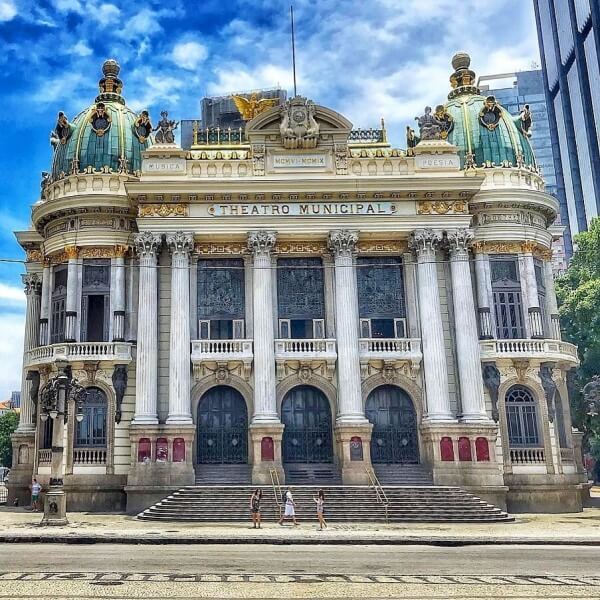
[50,112,72,148]
[89,103,112,136]
[479,96,502,131]
[133,110,152,143]
[232,92,279,121]
[417,200,468,215]
[434,104,454,139]
[138,203,188,217]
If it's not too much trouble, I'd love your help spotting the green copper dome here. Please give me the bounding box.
[442,53,536,170]
[50,60,151,179]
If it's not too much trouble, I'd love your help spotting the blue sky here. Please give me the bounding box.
[0,0,540,398]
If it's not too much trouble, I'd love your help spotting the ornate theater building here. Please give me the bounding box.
[8,53,588,516]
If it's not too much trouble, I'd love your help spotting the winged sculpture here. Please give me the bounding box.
[232,93,279,121]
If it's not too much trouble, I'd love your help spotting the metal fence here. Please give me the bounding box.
[0,467,10,504]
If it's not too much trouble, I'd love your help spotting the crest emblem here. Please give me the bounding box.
[133,110,152,143]
[89,102,112,137]
[279,96,319,149]
[479,96,502,131]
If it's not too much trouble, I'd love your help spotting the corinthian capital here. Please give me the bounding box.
[133,232,162,258]
[409,228,442,255]
[22,273,42,296]
[446,228,474,255]
[328,229,358,258]
[247,230,277,257]
[166,231,194,256]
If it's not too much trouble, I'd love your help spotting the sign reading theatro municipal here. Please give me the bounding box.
[8,53,588,517]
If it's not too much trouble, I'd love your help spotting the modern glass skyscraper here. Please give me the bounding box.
[533,0,600,256]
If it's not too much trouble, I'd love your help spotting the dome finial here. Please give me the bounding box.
[448,52,479,100]
[96,59,125,104]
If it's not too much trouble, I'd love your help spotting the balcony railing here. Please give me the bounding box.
[510,447,546,464]
[275,338,337,358]
[25,342,133,368]
[480,339,578,364]
[38,449,52,464]
[191,339,253,361]
[359,337,421,355]
[73,448,107,465]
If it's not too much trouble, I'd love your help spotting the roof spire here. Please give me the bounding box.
[448,52,480,100]
[96,59,125,105]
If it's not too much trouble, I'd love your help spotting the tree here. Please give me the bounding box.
[0,411,19,467]
[556,218,600,445]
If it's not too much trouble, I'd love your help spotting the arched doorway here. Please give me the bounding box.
[281,385,333,463]
[197,386,248,464]
[366,385,419,463]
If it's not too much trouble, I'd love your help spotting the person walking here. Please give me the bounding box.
[249,489,262,529]
[278,487,298,526]
[313,489,327,530]
[30,479,42,512]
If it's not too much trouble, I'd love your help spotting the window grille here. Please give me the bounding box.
[75,387,107,447]
[491,256,525,339]
[505,386,540,447]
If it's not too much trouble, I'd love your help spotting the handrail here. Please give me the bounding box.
[365,466,389,523]
[269,467,283,519]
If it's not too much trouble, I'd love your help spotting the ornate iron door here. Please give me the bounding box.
[197,386,248,464]
[282,385,333,463]
[366,385,419,464]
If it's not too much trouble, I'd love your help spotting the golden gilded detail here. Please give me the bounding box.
[194,242,247,256]
[114,244,129,258]
[25,249,43,263]
[232,93,279,121]
[138,204,188,218]
[472,240,553,259]
[79,247,116,259]
[275,242,327,255]
[417,200,468,215]
[64,245,79,259]
[357,240,409,254]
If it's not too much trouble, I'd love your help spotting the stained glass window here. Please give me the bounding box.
[197,259,245,320]
[357,257,405,319]
[505,386,540,447]
[277,258,324,319]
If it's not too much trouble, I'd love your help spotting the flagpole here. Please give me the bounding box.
[290,5,297,96]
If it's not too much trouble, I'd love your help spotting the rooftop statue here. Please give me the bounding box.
[280,96,319,149]
[519,104,533,137]
[50,112,72,148]
[133,110,153,143]
[232,92,279,121]
[406,126,417,156]
[153,110,179,144]
[415,106,442,140]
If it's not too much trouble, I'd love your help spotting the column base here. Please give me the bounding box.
[131,416,159,425]
[460,413,494,423]
[334,422,373,485]
[422,414,457,423]
[249,422,285,485]
[165,415,193,425]
[7,431,35,507]
[40,487,69,527]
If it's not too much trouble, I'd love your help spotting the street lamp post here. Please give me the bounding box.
[39,361,87,526]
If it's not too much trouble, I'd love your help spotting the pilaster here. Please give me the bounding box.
[64,246,79,342]
[474,252,494,339]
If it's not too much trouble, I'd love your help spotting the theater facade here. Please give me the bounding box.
[9,53,588,514]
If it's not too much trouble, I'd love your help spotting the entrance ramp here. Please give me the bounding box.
[137,484,513,523]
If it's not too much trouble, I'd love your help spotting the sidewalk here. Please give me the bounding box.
[1,499,600,546]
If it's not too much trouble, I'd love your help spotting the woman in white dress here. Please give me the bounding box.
[278,487,298,526]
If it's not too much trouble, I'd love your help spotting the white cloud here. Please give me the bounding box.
[51,0,83,13]
[0,0,17,21]
[171,40,208,71]
[90,3,120,25]
[208,63,293,95]
[72,40,92,56]
[0,282,25,307]
[0,311,24,401]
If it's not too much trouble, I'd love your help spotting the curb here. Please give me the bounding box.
[1,534,600,546]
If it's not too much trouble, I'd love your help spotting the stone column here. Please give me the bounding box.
[112,246,127,342]
[474,251,494,339]
[328,230,366,423]
[248,231,278,423]
[409,229,453,421]
[39,260,51,346]
[544,260,561,339]
[166,232,194,424]
[132,232,161,425]
[64,246,79,342]
[522,247,544,338]
[17,273,42,432]
[447,230,489,422]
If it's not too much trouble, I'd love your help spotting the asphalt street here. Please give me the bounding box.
[1,543,599,598]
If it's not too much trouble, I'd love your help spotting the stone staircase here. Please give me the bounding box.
[138,484,513,523]
[284,463,342,485]
[194,464,252,484]
[373,464,433,486]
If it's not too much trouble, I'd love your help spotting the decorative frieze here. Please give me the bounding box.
[25,249,43,263]
[356,240,408,254]
[64,245,79,259]
[275,241,327,255]
[138,203,188,218]
[472,240,552,260]
[417,200,468,214]
[194,242,247,256]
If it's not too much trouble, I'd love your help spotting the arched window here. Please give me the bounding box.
[75,387,107,447]
[505,386,540,447]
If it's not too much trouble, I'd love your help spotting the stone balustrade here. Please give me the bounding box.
[510,447,546,464]
[275,338,337,358]
[73,448,107,465]
[25,342,133,368]
[480,339,578,365]
[38,449,52,464]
